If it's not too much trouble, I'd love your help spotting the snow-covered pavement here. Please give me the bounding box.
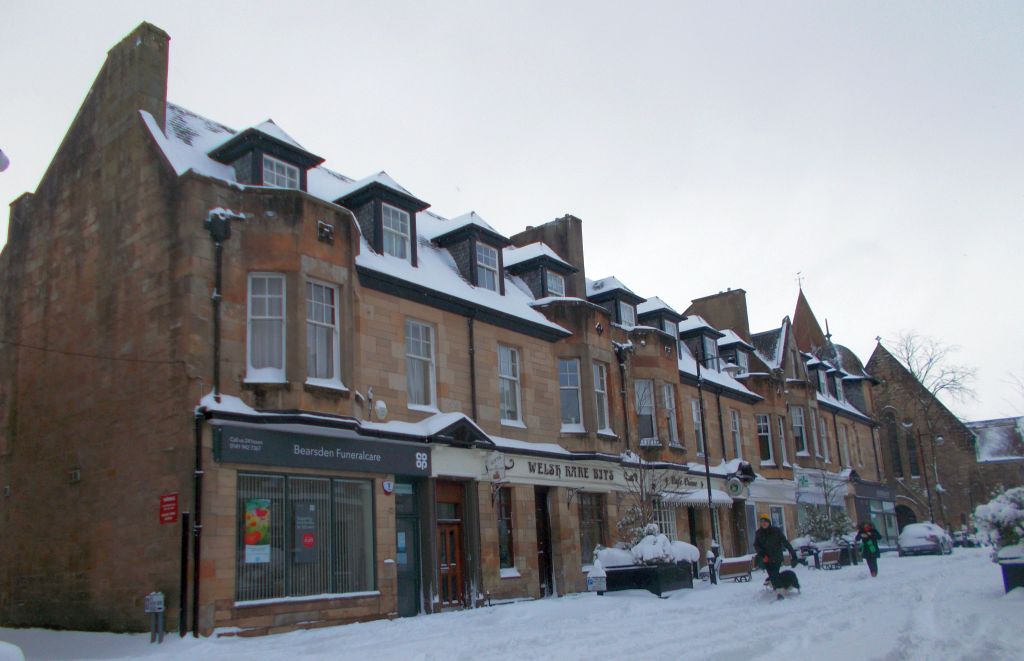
[1,548,1021,660]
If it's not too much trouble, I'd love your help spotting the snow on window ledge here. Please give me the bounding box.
[560,423,587,434]
[760,460,776,467]
[304,378,348,392]
[668,443,685,450]
[235,590,381,608]
[597,428,617,439]
[500,567,521,579]
[408,403,440,414]
[501,419,527,429]
[795,451,810,457]
[244,367,286,384]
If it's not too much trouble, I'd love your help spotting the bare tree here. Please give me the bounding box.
[889,332,976,525]
[891,332,976,410]
[616,450,684,546]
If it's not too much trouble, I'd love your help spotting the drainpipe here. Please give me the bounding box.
[191,411,204,637]
[715,391,728,460]
[195,210,232,636]
[468,314,478,420]
[204,211,232,402]
[614,343,632,450]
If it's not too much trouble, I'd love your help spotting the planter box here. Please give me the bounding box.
[999,562,1024,594]
[603,562,693,597]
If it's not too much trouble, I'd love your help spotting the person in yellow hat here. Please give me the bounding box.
[754,514,797,599]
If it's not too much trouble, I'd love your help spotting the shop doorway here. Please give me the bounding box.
[896,504,918,532]
[534,487,554,596]
[395,481,421,617]
[436,481,465,608]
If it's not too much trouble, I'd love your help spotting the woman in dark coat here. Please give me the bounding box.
[855,521,882,577]
[754,514,797,599]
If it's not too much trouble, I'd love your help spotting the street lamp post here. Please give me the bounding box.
[932,435,946,527]
[695,343,717,584]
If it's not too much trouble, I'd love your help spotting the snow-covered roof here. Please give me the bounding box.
[717,328,754,350]
[332,170,418,202]
[355,231,569,337]
[199,392,490,441]
[751,324,785,370]
[678,345,760,400]
[446,211,499,234]
[678,314,724,338]
[586,276,638,298]
[252,119,306,150]
[502,242,573,270]
[637,296,681,317]
[967,417,1024,462]
[815,387,873,422]
[144,103,568,339]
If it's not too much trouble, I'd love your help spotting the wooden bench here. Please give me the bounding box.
[820,548,842,570]
[700,555,753,582]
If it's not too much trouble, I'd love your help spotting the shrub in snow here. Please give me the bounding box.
[632,526,674,564]
[973,487,1024,562]
[796,504,854,544]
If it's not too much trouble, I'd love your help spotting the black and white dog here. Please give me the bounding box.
[764,569,801,593]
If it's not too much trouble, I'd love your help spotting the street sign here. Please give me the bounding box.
[159,492,179,524]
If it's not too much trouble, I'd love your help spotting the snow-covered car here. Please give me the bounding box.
[951,531,980,548]
[898,523,953,556]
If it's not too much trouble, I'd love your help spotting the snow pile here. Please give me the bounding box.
[3,549,1021,660]
[629,525,699,564]
[595,546,636,568]
[973,487,1024,559]
[0,641,24,661]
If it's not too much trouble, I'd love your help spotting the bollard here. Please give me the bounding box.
[706,550,718,585]
[145,592,165,643]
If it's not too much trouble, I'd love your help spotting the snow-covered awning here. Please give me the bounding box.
[660,489,732,508]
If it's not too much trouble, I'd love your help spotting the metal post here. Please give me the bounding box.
[696,343,717,583]
[179,511,190,637]
[932,435,946,526]
[916,430,934,522]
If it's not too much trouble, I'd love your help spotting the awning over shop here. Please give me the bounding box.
[660,489,733,508]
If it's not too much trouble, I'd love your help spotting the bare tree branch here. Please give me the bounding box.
[890,331,977,412]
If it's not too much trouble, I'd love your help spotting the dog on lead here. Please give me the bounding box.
[764,569,801,595]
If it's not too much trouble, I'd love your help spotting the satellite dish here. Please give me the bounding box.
[0,149,9,172]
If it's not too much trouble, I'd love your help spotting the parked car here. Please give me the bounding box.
[951,531,980,548]
[898,523,954,556]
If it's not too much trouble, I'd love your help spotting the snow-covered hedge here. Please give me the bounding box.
[595,524,700,567]
[973,487,1024,551]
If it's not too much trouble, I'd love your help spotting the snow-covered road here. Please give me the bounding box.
[2,548,1021,660]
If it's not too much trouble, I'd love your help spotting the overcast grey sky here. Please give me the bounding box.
[2,1,1022,420]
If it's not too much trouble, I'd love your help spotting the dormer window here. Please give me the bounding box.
[735,350,749,374]
[476,243,499,291]
[702,336,720,371]
[262,154,300,189]
[619,301,636,328]
[546,270,565,297]
[382,203,411,260]
[834,377,845,402]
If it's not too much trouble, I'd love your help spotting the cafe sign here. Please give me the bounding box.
[495,455,627,490]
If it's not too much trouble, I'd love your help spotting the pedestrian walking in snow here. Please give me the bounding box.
[754,514,798,600]
[855,521,882,577]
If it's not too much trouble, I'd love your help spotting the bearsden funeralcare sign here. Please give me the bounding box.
[214,424,431,476]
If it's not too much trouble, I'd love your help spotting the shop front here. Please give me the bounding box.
[850,475,898,549]
[201,416,434,635]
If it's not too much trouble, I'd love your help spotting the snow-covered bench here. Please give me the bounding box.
[699,555,753,582]
[820,548,842,570]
